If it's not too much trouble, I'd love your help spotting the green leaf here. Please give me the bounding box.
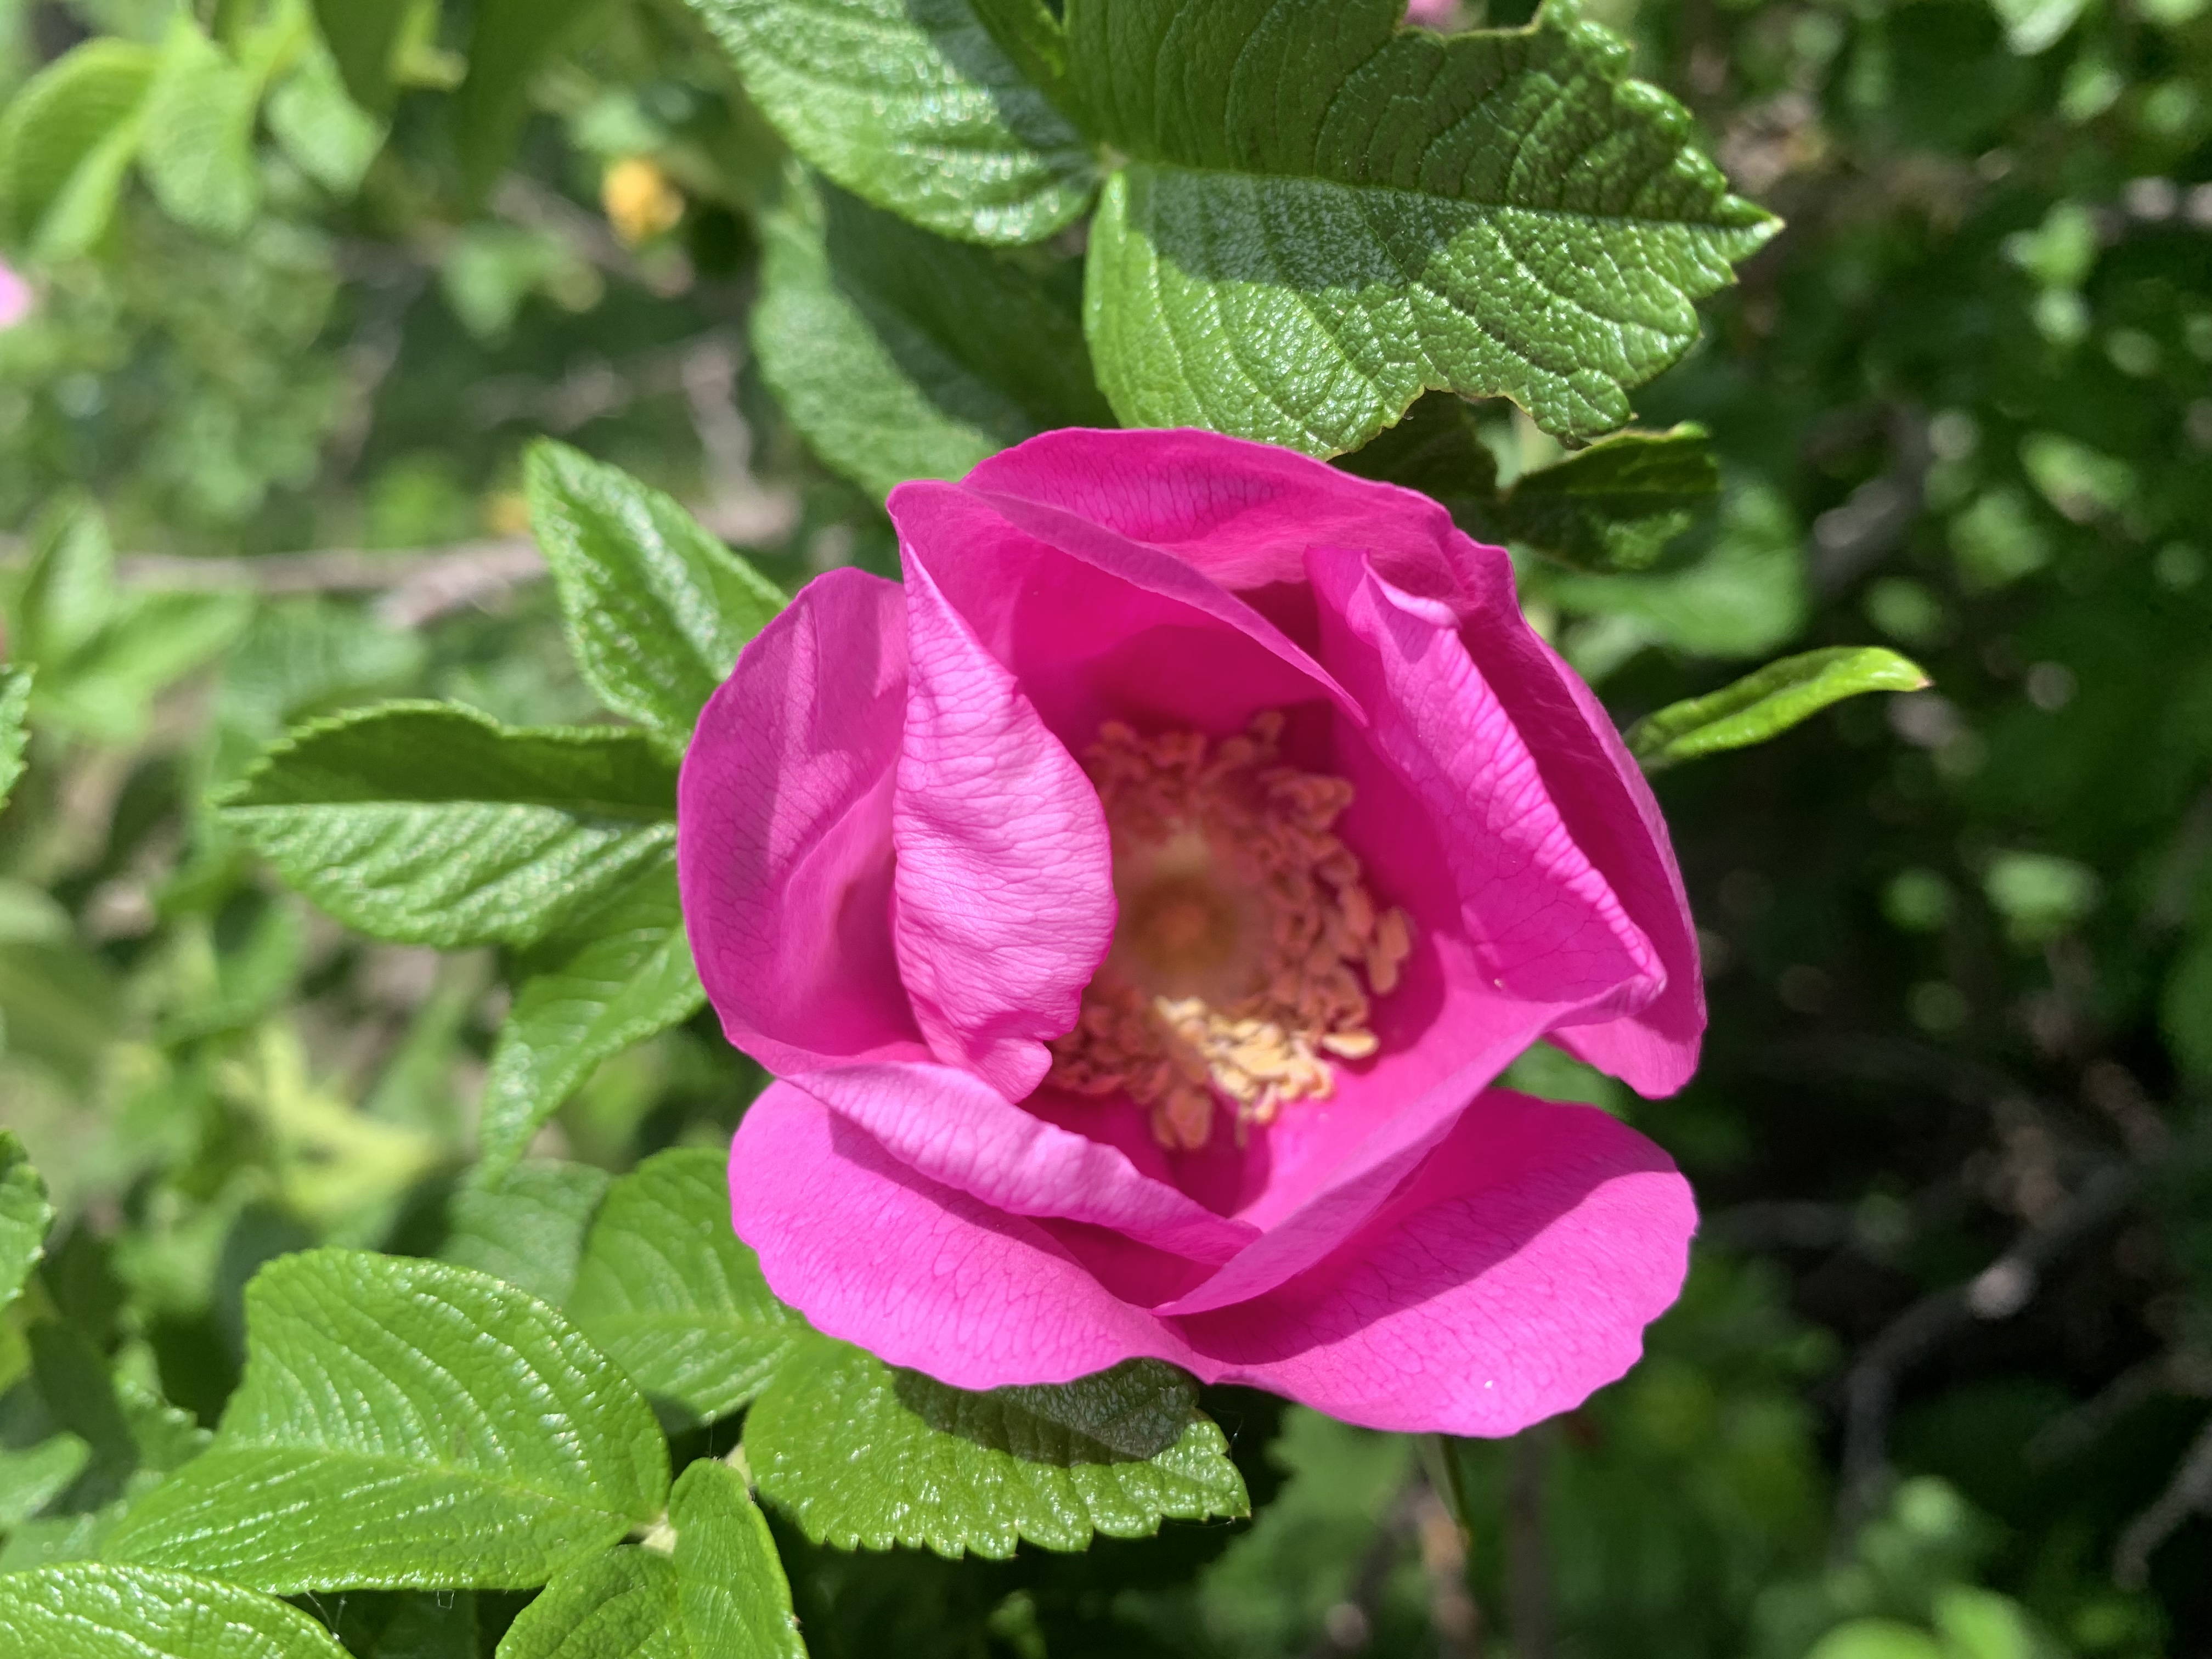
[222,702,678,950]
[1624,646,1931,772]
[0,1434,89,1525]
[13,494,117,667]
[453,0,608,196]
[495,1461,804,1659]
[755,170,1113,498]
[0,1564,351,1659]
[0,40,156,256]
[477,856,704,1178]
[524,442,785,746]
[744,1342,1248,1558]
[1,1128,53,1313]
[567,1150,804,1427]
[104,1249,669,1592]
[0,667,27,811]
[1075,0,1779,452]
[309,0,409,114]
[266,41,385,195]
[443,1161,613,1307]
[1538,480,1808,670]
[1342,394,1718,571]
[685,0,1097,245]
[35,591,252,745]
[139,21,261,239]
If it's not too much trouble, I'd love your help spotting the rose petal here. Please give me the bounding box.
[885,477,1359,748]
[891,554,1116,1098]
[730,1081,1190,1388]
[794,1062,1257,1265]
[1172,1090,1695,1435]
[1310,547,1663,1013]
[676,568,925,1075]
[961,427,1488,612]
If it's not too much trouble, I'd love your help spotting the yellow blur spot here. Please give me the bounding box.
[602,157,684,245]
[483,490,531,537]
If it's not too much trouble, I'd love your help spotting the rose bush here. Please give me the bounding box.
[679,428,1706,1434]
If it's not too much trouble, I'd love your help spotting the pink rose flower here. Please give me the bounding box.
[679,428,1704,1435]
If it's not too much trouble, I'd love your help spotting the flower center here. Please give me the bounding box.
[1047,713,1411,1152]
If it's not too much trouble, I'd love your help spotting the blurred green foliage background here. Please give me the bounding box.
[0,0,2208,1652]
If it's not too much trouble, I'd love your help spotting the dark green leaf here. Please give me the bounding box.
[322,1592,482,1659]
[0,667,27,810]
[222,702,678,950]
[477,854,703,1177]
[0,1128,52,1313]
[1074,0,1779,451]
[443,1161,613,1307]
[495,1462,804,1658]
[308,0,409,114]
[567,1149,804,1426]
[454,0,611,196]
[744,1342,1247,1558]
[524,441,784,746]
[685,0,1097,245]
[104,1250,669,1592]
[1491,424,1719,572]
[0,1564,350,1658]
[139,21,260,239]
[1624,646,1932,772]
[0,40,156,256]
[756,170,1113,498]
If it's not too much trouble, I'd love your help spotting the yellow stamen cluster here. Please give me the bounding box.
[1046,713,1412,1151]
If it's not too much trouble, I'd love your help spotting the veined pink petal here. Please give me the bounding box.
[676,569,925,1075]
[1311,547,1662,1013]
[891,553,1116,1098]
[885,477,1358,749]
[958,427,1490,616]
[1172,1090,1695,1435]
[1466,627,1705,1097]
[731,1081,1192,1388]
[794,1062,1257,1265]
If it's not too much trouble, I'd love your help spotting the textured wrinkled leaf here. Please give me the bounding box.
[568,1150,805,1426]
[0,1564,350,1659]
[477,855,703,1177]
[443,1161,613,1307]
[1491,424,1719,571]
[1343,394,1717,571]
[105,1250,668,1592]
[222,702,678,949]
[1626,646,1931,771]
[0,40,155,255]
[745,1341,1247,1558]
[453,0,606,195]
[266,42,385,195]
[756,170,1113,498]
[1,1128,52,1312]
[0,1433,88,1523]
[686,0,1096,245]
[496,1461,805,1659]
[1076,0,1778,451]
[525,442,784,745]
[139,22,260,238]
[0,667,27,809]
